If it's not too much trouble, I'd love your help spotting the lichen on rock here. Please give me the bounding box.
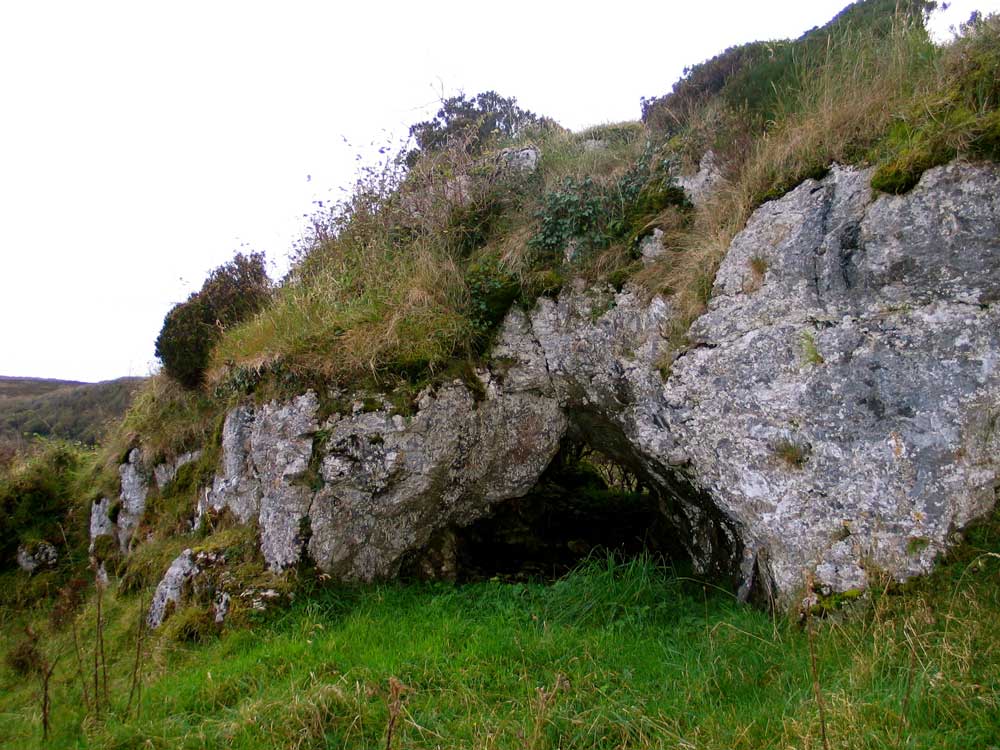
[117,448,149,552]
[136,160,1000,611]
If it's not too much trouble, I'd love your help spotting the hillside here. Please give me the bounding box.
[2,2,1000,748]
[0,376,88,400]
[0,377,145,446]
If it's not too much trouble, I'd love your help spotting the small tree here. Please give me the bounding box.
[155,252,271,389]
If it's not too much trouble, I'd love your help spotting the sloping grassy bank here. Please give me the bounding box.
[2,511,998,749]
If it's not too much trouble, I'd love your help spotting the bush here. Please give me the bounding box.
[465,258,521,345]
[155,252,272,389]
[0,440,84,568]
[407,91,541,165]
[528,159,689,262]
[529,176,609,258]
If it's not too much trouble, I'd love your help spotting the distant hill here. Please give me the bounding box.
[0,376,145,445]
[0,375,88,400]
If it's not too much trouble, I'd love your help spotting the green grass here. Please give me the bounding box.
[0,440,98,572]
[871,13,1000,193]
[2,529,999,749]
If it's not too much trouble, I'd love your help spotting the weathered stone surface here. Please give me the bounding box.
[153,450,202,491]
[527,281,743,580]
[499,145,540,173]
[200,396,318,569]
[253,392,319,570]
[307,313,565,581]
[639,228,665,266]
[507,162,1000,603]
[675,149,724,208]
[16,541,58,574]
[89,497,114,552]
[117,448,148,552]
[666,162,1000,602]
[194,313,565,581]
[147,549,198,628]
[203,405,259,523]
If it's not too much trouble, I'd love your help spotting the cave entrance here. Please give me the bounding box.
[451,441,692,582]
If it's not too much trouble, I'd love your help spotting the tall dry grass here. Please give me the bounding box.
[638,10,937,334]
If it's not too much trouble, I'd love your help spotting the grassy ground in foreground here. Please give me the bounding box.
[1,530,998,750]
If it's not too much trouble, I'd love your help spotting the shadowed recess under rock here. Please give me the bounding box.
[400,439,739,587]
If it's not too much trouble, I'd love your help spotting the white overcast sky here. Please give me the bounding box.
[1,1,995,382]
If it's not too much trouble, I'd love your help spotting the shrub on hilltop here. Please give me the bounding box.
[406,90,543,166]
[155,252,272,389]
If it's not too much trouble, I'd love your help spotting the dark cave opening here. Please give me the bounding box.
[451,442,693,582]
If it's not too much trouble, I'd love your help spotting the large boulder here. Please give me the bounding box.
[309,373,565,581]
[664,162,1000,603]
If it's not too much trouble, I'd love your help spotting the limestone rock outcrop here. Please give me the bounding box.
[147,549,198,628]
[143,160,1000,611]
[197,335,565,580]
[666,162,1000,601]
[117,448,148,552]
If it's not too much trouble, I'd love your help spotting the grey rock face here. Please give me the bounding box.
[499,145,540,173]
[16,542,58,573]
[203,405,260,524]
[253,393,320,570]
[201,396,318,569]
[527,281,744,579]
[305,314,566,581]
[639,228,666,266]
[147,549,198,628]
[196,314,565,581]
[667,162,1000,602]
[309,373,565,581]
[89,497,114,552]
[117,448,149,552]
[675,150,724,208]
